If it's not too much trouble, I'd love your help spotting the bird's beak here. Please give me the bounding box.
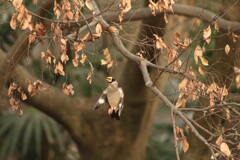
[106,77,112,83]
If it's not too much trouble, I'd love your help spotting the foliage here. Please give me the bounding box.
[0,107,64,160]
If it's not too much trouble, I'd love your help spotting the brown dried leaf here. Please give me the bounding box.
[118,0,131,22]
[74,42,85,52]
[225,44,230,55]
[194,45,202,64]
[81,32,92,42]
[72,59,79,67]
[215,134,223,147]
[175,98,183,108]
[9,97,16,105]
[54,62,65,76]
[66,11,73,20]
[236,75,240,88]
[203,25,211,43]
[85,0,93,11]
[199,56,208,66]
[198,66,205,75]
[21,19,29,30]
[107,61,113,68]
[28,83,36,96]
[148,0,157,16]
[179,78,188,90]
[101,59,108,65]
[62,83,75,96]
[61,53,69,64]
[87,62,94,84]
[10,13,17,30]
[21,92,27,100]
[154,34,166,50]
[225,108,230,120]
[79,53,87,65]
[220,142,231,157]
[234,66,240,74]
[95,23,102,36]
[13,0,23,9]
[182,138,189,153]
[29,32,36,44]
[214,22,219,32]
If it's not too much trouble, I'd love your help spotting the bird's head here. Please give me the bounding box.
[106,77,116,83]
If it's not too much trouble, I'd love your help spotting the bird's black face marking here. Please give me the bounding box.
[111,78,116,82]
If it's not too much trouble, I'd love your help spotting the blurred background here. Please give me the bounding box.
[0,0,240,160]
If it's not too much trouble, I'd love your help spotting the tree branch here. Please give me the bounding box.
[90,0,217,158]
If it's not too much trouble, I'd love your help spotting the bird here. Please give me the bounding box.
[93,77,124,120]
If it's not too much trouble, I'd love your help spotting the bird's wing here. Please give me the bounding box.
[118,87,124,117]
[93,89,108,110]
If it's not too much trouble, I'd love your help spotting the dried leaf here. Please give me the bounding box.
[54,62,65,76]
[96,23,102,35]
[214,22,219,32]
[66,11,73,20]
[198,66,205,75]
[9,97,16,106]
[179,78,188,90]
[234,66,240,74]
[220,142,231,157]
[107,61,113,68]
[101,59,108,65]
[215,134,223,147]
[225,44,230,55]
[182,138,189,153]
[118,0,131,22]
[72,59,79,67]
[13,0,23,9]
[21,92,27,100]
[203,25,211,44]
[236,75,240,88]
[85,0,93,11]
[194,45,203,64]
[10,13,17,30]
[225,108,230,120]
[175,98,183,108]
[199,56,208,66]
[79,53,87,65]
[28,83,36,96]
[87,62,94,84]
[74,42,85,52]
[154,34,166,50]
[62,83,74,96]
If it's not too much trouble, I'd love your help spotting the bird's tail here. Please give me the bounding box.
[110,110,120,120]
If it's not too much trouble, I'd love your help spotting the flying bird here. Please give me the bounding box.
[93,77,124,120]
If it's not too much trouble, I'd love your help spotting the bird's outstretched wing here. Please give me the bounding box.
[93,89,108,110]
[118,87,124,117]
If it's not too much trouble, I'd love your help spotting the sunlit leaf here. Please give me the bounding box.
[225,44,230,55]
[220,142,231,157]
[182,138,189,153]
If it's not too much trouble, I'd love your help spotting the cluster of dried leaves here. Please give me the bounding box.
[7,82,27,116]
[149,0,175,23]
[118,0,131,22]
[10,1,32,30]
[176,126,189,153]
